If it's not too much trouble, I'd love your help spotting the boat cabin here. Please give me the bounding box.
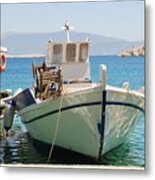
[45,39,91,82]
[32,21,92,100]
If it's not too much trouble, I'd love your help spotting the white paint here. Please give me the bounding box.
[100,64,107,89]
[45,41,91,81]
[18,85,144,159]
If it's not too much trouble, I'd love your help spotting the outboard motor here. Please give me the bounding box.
[12,88,36,111]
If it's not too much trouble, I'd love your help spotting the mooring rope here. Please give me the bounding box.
[47,89,68,163]
[47,84,89,163]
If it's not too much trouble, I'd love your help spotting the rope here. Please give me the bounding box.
[47,89,68,163]
[47,84,85,163]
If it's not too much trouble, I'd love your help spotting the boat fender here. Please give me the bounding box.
[0,54,6,72]
[0,100,8,116]
[3,102,16,135]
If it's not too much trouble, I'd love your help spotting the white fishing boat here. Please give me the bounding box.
[4,21,144,161]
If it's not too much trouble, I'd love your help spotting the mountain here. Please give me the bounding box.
[2,32,144,56]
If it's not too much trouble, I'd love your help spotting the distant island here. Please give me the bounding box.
[2,32,144,56]
[118,46,145,57]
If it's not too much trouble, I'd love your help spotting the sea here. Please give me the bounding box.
[0,56,145,167]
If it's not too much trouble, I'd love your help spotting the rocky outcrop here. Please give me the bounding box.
[119,46,145,57]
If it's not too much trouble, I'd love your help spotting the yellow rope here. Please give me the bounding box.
[47,89,68,163]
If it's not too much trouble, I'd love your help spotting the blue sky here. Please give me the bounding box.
[1,1,144,41]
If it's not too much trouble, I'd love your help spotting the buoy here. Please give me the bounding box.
[0,54,6,72]
[3,103,15,136]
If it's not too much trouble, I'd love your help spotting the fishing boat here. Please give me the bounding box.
[4,21,145,161]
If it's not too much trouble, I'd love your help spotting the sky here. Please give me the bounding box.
[1,0,144,41]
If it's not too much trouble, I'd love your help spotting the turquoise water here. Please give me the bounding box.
[0,56,144,166]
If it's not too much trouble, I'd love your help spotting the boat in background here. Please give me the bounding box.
[3,21,145,161]
[0,47,12,119]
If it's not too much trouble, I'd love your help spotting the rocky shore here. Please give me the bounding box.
[119,46,145,57]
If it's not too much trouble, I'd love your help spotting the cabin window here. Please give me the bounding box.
[52,44,63,63]
[79,43,88,62]
[66,44,76,62]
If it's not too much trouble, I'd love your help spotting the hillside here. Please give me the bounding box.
[2,32,144,56]
[119,46,145,57]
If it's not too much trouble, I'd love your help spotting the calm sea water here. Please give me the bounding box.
[0,56,144,167]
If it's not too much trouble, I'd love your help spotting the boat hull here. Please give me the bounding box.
[18,86,144,160]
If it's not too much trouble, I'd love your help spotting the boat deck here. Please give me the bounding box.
[62,82,102,95]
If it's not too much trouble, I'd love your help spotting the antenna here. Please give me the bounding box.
[62,20,74,42]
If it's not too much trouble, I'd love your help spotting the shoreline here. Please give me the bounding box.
[6,54,144,59]
[6,54,46,59]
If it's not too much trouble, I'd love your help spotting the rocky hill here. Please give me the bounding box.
[119,46,145,57]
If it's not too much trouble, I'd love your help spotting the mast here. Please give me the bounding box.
[62,20,74,42]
